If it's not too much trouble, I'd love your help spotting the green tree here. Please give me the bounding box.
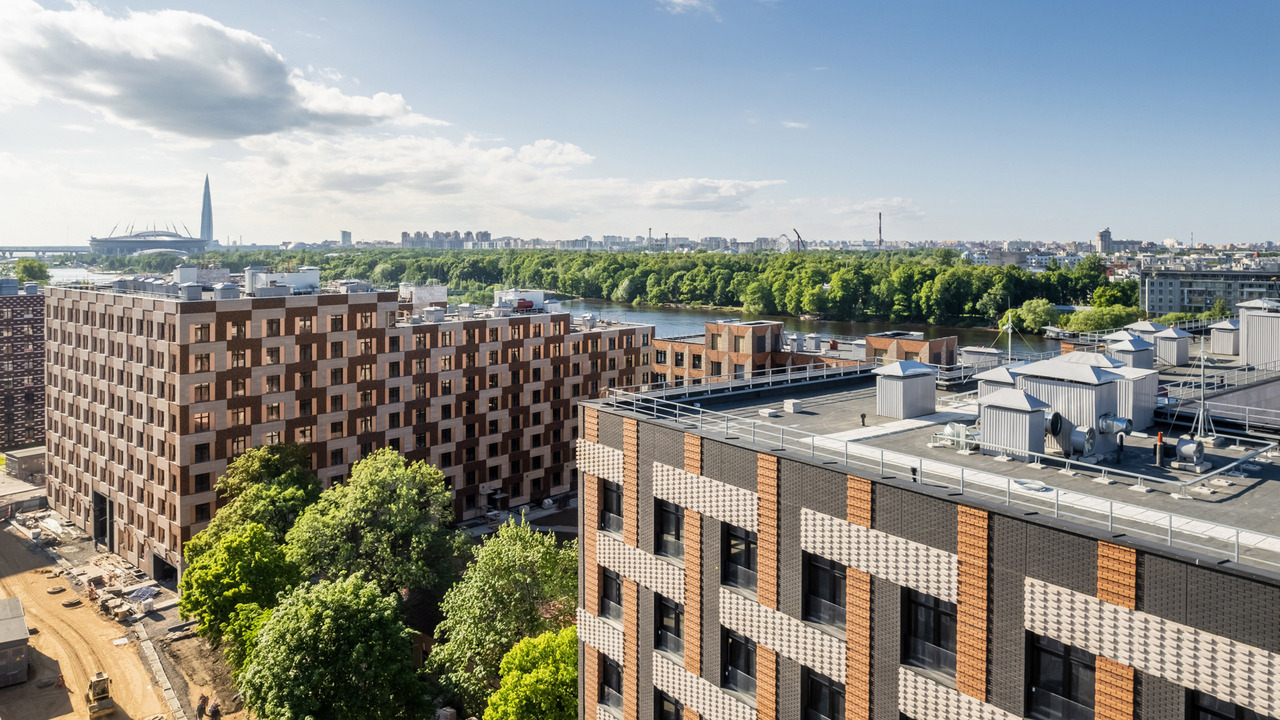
[223,602,271,677]
[240,575,427,720]
[1064,305,1144,332]
[178,523,301,645]
[216,444,315,500]
[13,259,50,285]
[483,626,578,720]
[285,448,467,597]
[1017,298,1060,333]
[184,479,321,565]
[431,519,578,715]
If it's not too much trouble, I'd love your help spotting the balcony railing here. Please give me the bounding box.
[1029,688,1094,720]
[723,563,757,592]
[723,667,756,697]
[599,686,623,710]
[599,511,623,534]
[656,630,684,655]
[904,638,957,676]
[804,596,847,628]
[657,536,684,559]
[599,597,623,622]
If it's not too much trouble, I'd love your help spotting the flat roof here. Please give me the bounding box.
[4,447,44,460]
[594,374,1280,574]
[0,597,28,647]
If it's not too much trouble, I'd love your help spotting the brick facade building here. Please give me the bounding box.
[652,321,856,387]
[44,284,652,578]
[0,281,44,450]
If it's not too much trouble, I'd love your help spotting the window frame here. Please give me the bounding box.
[1027,633,1096,720]
[803,552,847,629]
[600,568,623,622]
[655,594,684,656]
[902,588,958,679]
[722,524,758,592]
[600,480,623,534]
[802,667,846,720]
[656,499,684,559]
[721,628,757,698]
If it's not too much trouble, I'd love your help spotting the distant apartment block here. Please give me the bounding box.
[0,280,43,450]
[1138,268,1280,315]
[651,320,857,386]
[44,276,652,579]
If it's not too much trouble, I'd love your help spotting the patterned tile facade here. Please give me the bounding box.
[578,440,625,484]
[718,587,846,682]
[800,508,958,603]
[578,607,625,663]
[651,652,754,720]
[651,461,758,533]
[597,533,685,601]
[897,667,1019,720]
[1025,578,1280,718]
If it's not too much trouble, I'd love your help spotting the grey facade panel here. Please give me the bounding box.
[777,655,802,720]
[1135,670,1184,720]
[1137,553,1187,622]
[638,585,655,720]
[701,513,721,685]
[1185,563,1280,654]
[637,426,659,555]
[597,411,625,450]
[988,515,1027,715]
[578,641,586,720]
[644,423,686,471]
[778,489,805,622]
[871,576,900,720]
[1024,524,1096,596]
[702,439,759,492]
[873,484,958,555]
[781,459,845,522]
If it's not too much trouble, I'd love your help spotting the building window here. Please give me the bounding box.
[1027,634,1095,720]
[193,443,210,463]
[803,553,846,628]
[722,524,757,592]
[655,350,667,364]
[266,347,281,364]
[194,473,211,493]
[674,352,685,368]
[266,404,282,422]
[193,413,211,432]
[193,354,211,372]
[600,569,623,621]
[656,500,683,559]
[266,319,281,337]
[655,595,683,655]
[722,628,756,697]
[1188,691,1268,720]
[600,657,623,711]
[903,589,957,679]
[655,690,683,720]
[804,668,845,720]
[194,503,211,522]
[600,481,623,534]
[231,350,246,368]
[193,383,211,402]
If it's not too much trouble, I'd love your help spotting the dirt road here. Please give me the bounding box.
[0,527,168,720]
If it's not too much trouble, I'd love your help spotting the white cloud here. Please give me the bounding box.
[61,124,96,133]
[0,0,444,138]
[658,0,720,19]
[781,120,809,129]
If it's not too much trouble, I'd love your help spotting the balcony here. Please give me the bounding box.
[656,630,683,656]
[599,511,623,535]
[804,596,846,629]
[723,667,756,697]
[723,563,757,593]
[657,536,684,559]
[1029,688,1094,720]
[599,597,623,622]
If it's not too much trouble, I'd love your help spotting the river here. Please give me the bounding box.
[558,299,1060,355]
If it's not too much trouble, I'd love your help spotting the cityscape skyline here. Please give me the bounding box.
[1,1,1277,249]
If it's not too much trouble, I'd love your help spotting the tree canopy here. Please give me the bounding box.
[239,574,427,720]
[285,448,467,597]
[12,259,50,285]
[431,518,578,715]
[178,523,301,645]
[216,444,316,500]
[483,626,578,720]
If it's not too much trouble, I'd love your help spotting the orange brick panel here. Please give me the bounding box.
[684,509,703,676]
[584,406,599,443]
[1096,656,1135,720]
[623,419,639,546]
[683,708,701,720]
[1097,542,1138,610]
[757,454,781,610]
[846,474,873,528]
[583,473,599,612]
[956,505,990,701]
[757,645,778,720]
[684,433,702,475]
[845,569,872,720]
[584,644,599,714]
[623,578,640,720]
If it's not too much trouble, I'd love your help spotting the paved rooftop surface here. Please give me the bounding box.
[619,374,1280,573]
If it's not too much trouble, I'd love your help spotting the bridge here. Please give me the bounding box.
[0,246,95,258]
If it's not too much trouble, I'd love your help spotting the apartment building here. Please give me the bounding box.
[44,279,652,579]
[576,380,1280,720]
[1139,268,1280,316]
[0,280,44,450]
[652,320,859,386]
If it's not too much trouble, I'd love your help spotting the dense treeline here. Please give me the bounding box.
[64,248,1129,326]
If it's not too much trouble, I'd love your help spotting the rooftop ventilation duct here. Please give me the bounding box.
[1097,415,1132,435]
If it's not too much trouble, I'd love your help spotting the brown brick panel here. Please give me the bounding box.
[845,569,873,720]
[846,474,873,528]
[623,418,639,547]
[683,432,702,475]
[623,578,640,720]
[684,508,703,676]
[583,472,599,612]
[757,453,781,610]
[1097,542,1137,609]
[683,708,700,720]
[584,405,599,443]
[956,505,990,701]
[584,643,599,714]
[757,644,778,720]
[1095,656,1135,720]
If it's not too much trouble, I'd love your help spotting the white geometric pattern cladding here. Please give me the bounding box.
[596,533,685,601]
[577,607,625,665]
[800,508,959,603]
[651,651,755,720]
[1025,578,1280,718]
[577,440,625,484]
[596,707,618,720]
[898,667,1020,720]
[718,587,845,681]
[652,461,758,532]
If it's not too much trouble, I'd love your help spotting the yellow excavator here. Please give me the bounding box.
[85,672,116,718]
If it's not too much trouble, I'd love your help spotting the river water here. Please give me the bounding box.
[559,299,1060,355]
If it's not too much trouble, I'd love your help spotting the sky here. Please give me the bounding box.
[0,1,1277,248]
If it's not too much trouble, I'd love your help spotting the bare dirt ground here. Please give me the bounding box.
[0,527,168,720]
[152,631,244,720]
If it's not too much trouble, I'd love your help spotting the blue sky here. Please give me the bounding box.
[0,1,1276,246]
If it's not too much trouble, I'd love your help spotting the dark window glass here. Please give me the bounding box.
[804,553,846,628]
[656,689,683,720]
[902,589,957,678]
[804,668,846,720]
[600,657,623,709]
[657,500,683,558]
[723,524,757,591]
[1188,691,1267,720]
[722,628,756,697]
[600,481,623,533]
[600,569,623,622]
[655,595,683,655]
[1027,634,1095,720]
